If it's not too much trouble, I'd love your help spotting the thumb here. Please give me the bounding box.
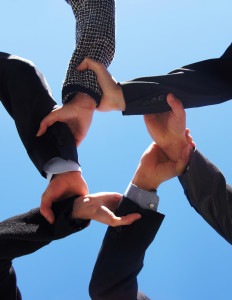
[40,192,55,224]
[77,58,98,72]
[40,179,68,224]
[167,93,185,120]
[110,213,142,227]
[36,110,59,137]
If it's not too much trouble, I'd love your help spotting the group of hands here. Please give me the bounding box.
[37,59,195,226]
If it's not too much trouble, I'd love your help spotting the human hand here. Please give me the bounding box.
[144,93,194,162]
[40,171,88,224]
[36,93,96,147]
[77,58,126,112]
[72,192,141,226]
[132,142,192,191]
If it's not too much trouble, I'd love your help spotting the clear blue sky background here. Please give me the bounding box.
[0,0,231,299]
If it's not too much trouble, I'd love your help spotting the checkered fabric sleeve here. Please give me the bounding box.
[63,0,115,106]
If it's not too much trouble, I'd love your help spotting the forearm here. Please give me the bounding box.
[89,196,164,300]
[179,148,232,244]
[0,197,88,261]
[0,52,79,177]
[62,0,115,105]
[120,47,232,115]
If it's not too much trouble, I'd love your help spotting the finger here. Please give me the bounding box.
[77,58,114,91]
[95,205,141,227]
[40,182,66,224]
[185,129,196,147]
[186,134,193,143]
[167,93,185,119]
[40,200,55,224]
[77,60,89,71]
[77,58,99,72]
[91,192,122,203]
[36,111,58,136]
[186,135,195,146]
[110,213,142,227]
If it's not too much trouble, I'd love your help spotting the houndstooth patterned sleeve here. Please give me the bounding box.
[62,0,115,106]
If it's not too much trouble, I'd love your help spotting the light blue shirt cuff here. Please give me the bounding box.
[124,182,159,211]
[43,157,81,181]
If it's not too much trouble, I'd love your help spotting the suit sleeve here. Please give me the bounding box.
[62,0,115,106]
[178,149,232,245]
[0,52,79,177]
[89,197,165,300]
[0,196,89,260]
[120,43,232,115]
[0,196,89,299]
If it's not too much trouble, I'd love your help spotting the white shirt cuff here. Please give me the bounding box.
[43,157,81,181]
[124,182,159,211]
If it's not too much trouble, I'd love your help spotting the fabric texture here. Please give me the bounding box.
[179,149,232,245]
[89,197,164,300]
[0,197,89,300]
[121,43,232,115]
[0,51,90,299]
[0,52,79,177]
[62,0,115,105]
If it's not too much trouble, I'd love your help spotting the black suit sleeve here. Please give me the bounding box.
[178,149,232,245]
[120,43,232,115]
[0,52,79,177]
[89,197,165,300]
[0,196,90,300]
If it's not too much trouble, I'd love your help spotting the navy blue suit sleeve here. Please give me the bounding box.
[0,52,79,177]
[89,197,164,300]
[120,44,232,115]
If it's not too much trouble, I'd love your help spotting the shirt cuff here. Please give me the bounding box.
[124,182,159,211]
[43,157,81,181]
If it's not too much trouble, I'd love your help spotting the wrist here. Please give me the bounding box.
[132,171,160,191]
[71,93,97,111]
[113,84,125,111]
[162,140,191,162]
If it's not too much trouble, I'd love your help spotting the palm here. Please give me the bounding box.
[144,94,187,161]
[72,193,141,227]
[136,144,187,189]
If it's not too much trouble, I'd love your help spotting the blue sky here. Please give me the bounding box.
[0,0,231,299]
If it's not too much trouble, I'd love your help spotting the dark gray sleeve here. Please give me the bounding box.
[89,197,164,300]
[179,149,232,245]
[62,0,115,106]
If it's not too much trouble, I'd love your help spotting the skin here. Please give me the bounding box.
[38,57,195,224]
[71,141,192,227]
[72,192,141,227]
[132,142,192,191]
[37,93,96,224]
[37,93,96,147]
[40,171,88,224]
[77,58,195,162]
